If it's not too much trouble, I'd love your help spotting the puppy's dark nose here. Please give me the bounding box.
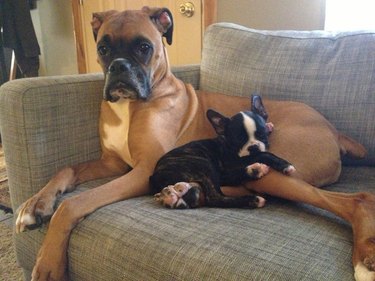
[108,59,131,75]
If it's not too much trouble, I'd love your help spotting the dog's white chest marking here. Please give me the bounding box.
[101,100,134,167]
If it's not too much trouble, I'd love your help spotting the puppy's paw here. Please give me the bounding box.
[255,196,266,208]
[173,182,192,196]
[246,163,270,179]
[180,185,202,208]
[154,185,176,208]
[247,195,266,209]
[283,165,296,176]
[154,182,193,209]
[266,122,274,134]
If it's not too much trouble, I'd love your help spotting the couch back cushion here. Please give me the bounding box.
[200,23,375,164]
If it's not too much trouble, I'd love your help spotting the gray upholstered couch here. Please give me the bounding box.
[1,23,374,281]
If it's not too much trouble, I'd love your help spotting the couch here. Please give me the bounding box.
[0,23,374,281]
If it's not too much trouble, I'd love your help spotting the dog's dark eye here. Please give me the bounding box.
[137,43,151,55]
[98,46,110,56]
[132,38,153,64]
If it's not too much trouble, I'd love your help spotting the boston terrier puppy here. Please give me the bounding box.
[150,96,295,209]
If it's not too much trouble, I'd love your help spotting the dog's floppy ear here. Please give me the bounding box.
[206,109,229,136]
[251,94,268,121]
[143,7,174,45]
[91,10,117,41]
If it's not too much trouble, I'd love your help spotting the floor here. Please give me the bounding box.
[0,208,13,228]
[0,208,25,281]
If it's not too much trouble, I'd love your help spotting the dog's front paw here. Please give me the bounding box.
[354,237,375,281]
[283,165,296,176]
[31,235,69,281]
[246,163,270,179]
[16,193,56,233]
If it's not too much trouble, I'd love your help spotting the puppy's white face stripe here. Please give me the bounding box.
[238,112,266,157]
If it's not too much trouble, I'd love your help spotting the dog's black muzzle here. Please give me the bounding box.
[103,58,151,102]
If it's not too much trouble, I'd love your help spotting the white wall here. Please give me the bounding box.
[30,0,326,76]
[217,0,326,30]
[31,1,78,76]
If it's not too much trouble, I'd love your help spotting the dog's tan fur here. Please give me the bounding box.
[15,8,375,281]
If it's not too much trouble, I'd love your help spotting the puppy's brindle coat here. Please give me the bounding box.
[151,99,295,209]
[14,7,375,281]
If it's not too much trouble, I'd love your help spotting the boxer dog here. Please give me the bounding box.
[151,96,295,209]
[14,7,375,281]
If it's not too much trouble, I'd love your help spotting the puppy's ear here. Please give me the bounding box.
[143,7,174,45]
[91,10,117,41]
[251,94,268,121]
[206,109,229,135]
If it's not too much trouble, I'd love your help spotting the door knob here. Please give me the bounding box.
[179,2,195,18]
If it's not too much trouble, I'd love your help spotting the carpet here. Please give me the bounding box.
[0,144,23,280]
[0,222,24,281]
[0,144,12,212]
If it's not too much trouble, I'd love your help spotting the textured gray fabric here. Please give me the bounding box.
[200,23,375,164]
[0,74,104,209]
[14,167,374,281]
[172,64,200,89]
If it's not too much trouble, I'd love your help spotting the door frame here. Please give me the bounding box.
[71,0,217,74]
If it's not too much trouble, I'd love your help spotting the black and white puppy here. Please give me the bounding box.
[150,96,295,209]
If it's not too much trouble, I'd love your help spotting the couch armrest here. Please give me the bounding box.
[0,74,104,209]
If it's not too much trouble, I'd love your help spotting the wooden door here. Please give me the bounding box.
[72,0,217,73]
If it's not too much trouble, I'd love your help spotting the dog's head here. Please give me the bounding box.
[91,7,173,102]
[207,96,272,157]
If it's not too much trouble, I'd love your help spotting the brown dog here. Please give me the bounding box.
[15,7,375,281]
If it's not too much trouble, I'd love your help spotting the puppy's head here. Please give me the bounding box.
[207,97,271,157]
[91,7,173,102]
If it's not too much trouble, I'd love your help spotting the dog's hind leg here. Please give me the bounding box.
[245,170,375,281]
[338,133,367,159]
[15,156,129,233]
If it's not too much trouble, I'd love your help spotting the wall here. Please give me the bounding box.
[31,0,326,76]
[217,0,326,30]
[31,1,78,76]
